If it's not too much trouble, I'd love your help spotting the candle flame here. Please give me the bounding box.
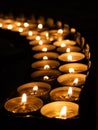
[39,40,43,45]
[67,87,73,96]
[69,68,74,73]
[61,43,66,47]
[67,54,72,61]
[42,47,47,52]
[0,23,2,28]
[18,27,23,32]
[43,56,48,60]
[44,64,50,69]
[58,29,63,34]
[66,48,70,52]
[24,22,29,27]
[38,23,43,29]
[73,78,78,85]
[21,93,27,104]
[43,75,49,80]
[7,24,13,30]
[59,106,67,118]
[32,85,38,94]
[28,31,33,36]
[36,35,40,40]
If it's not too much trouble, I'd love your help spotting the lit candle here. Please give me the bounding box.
[17,82,51,100]
[40,101,79,119]
[4,94,43,114]
[50,86,81,102]
[33,52,59,60]
[59,63,88,74]
[56,46,81,53]
[32,45,56,52]
[58,52,85,62]
[31,60,60,70]
[31,70,61,85]
[57,73,87,87]
[53,40,76,47]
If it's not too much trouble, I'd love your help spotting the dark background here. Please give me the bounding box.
[0,0,97,130]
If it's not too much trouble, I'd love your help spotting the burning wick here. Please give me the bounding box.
[32,85,38,95]
[43,76,49,80]
[43,56,48,60]
[21,93,27,109]
[44,64,50,69]
[56,106,67,119]
[65,87,72,99]
[67,54,72,61]
[73,78,78,86]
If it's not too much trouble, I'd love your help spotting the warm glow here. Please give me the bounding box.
[33,85,38,92]
[0,23,3,28]
[16,22,21,26]
[43,75,49,80]
[45,32,49,37]
[21,93,27,104]
[69,68,74,73]
[44,64,50,69]
[59,106,67,118]
[67,87,73,96]
[58,29,63,34]
[38,23,43,29]
[24,22,29,27]
[61,43,66,47]
[7,24,13,30]
[73,78,78,85]
[43,56,48,60]
[67,54,72,61]
[66,48,70,52]
[39,40,43,45]
[36,35,40,40]
[28,31,33,36]
[42,47,47,52]
[70,28,76,33]
[18,27,23,32]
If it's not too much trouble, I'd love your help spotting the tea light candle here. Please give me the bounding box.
[53,39,76,47]
[17,82,51,100]
[59,63,88,74]
[50,86,81,102]
[40,101,79,119]
[31,60,60,70]
[32,44,56,52]
[58,52,85,62]
[20,30,38,36]
[57,73,87,87]
[31,70,61,85]
[4,94,43,114]
[29,39,50,46]
[33,52,59,60]
[56,45,81,53]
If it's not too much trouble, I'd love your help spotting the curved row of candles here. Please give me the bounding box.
[0,14,91,120]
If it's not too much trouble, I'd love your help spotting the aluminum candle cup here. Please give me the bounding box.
[40,101,79,119]
[31,60,60,70]
[49,86,81,102]
[29,39,50,46]
[33,52,59,60]
[4,96,43,115]
[53,39,76,47]
[59,63,88,74]
[31,70,61,86]
[57,73,87,87]
[56,45,81,53]
[20,30,38,36]
[58,52,85,62]
[17,82,51,100]
[32,44,56,52]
